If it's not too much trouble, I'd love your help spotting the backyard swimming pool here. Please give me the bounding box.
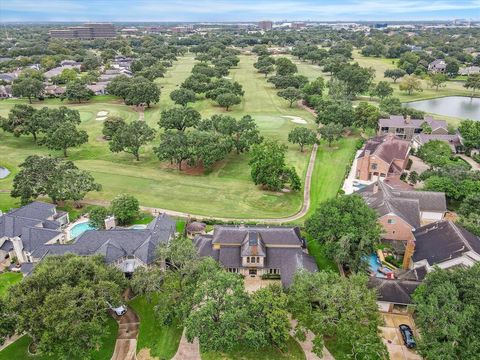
[366,253,393,279]
[70,221,95,239]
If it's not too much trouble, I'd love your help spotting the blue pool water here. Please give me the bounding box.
[70,222,95,239]
[366,253,392,278]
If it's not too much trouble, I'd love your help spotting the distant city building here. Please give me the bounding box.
[291,22,306,30]
[49,23,116,39]
[258,21,273,31]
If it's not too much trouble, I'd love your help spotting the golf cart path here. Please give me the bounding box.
[110,308,140,360]
[82,141,317,223]
[171,330,201,360]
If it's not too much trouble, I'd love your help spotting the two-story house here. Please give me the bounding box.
[194,225,318,287]
[0,202,69,264]
[355,133,411,181]
[378,115,448,140]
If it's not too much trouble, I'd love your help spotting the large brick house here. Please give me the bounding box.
[355,133,410,181]
[378,115,448,140]
[194,225,318,287]
[358,180,446,268]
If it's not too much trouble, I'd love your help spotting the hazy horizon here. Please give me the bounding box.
[1,0,479,23]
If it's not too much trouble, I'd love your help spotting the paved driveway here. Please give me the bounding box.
[379,313,422,360]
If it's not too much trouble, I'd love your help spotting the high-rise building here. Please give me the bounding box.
[49,23,116,39]
[258,21,273,31]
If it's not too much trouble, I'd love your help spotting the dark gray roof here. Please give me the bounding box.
[0,239,13,252]
[397,266,428,282]
[379,115,447,131]
[359,180,446,228]
[0,202,60,238]
[413,134,461,151]
[219,246,242,268]
[194,234,219,260]
[358,134,410,165]
[413,221,480,265]
[20,263,35,276]
[21,226,62,253]
[266,247,317,287]
[368,277,420,305]
[31,214,175,265]
[212,225,302,246]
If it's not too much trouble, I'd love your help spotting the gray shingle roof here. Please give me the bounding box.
[266,248,317,287]
[359,180,446,228]
[21,226,62,253]
[0,239,13,252]
[379,116,447,131]
[368,277,420,305]
[413,221,480,265]
[212,225,302,246]
[31,215,175,265]
[413,134,461,151]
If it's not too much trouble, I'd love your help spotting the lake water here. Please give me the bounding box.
[0,167,10,179]
[404,96,480,121]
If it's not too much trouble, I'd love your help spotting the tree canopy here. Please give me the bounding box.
[6,255,125,358]
[109,120,156,161]
[249,140,301,191]
[288,127,317,152]
[413,264,480,359]
[305,195,381,271]
[110,193,140,225]
[289,271,387,359]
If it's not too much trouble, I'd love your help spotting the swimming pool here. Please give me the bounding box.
[366,253,393,279]
[70,221,95,239]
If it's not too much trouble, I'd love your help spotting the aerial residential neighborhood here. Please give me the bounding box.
[0,1,480,360]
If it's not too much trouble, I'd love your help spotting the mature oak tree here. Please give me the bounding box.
[249,140,301,191]
[41,122,88,157]
[159,107,201,131]
[319,122,343,147]
[109,120,156,161]
[6,255,125,358]
[277,87,302,107]
[170,88,196,106]
[110,193,140,225]
[305,195,381,271]
[288,127,317,152]
[289,271,387,359]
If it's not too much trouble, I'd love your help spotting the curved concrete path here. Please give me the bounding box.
[171,330,200,360]
[290,319,335,360]
[111,309,140,360]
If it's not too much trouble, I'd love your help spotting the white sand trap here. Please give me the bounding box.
[97,111,109,117]
[282,115,307,124]
[222,76,232,79]
[95,116,108,121]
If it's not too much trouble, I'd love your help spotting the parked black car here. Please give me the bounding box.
[399,324,416,349]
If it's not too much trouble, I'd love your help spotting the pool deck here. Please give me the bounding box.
[64,217,90,241]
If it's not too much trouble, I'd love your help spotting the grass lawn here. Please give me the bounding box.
[0,54,321,219]
[201,335,306,360]
[0,272,22,298]
[324,337,352,360]
[129,294,183,360]
[0,317,118,360]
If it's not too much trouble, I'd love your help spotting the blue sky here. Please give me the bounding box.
[1,0,479,22]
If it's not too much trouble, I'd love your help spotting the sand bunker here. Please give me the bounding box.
[95,110,109,121]
[282,115,307,124]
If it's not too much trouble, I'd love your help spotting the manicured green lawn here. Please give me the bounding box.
[305,235,338,274]
[129,294,183,360]
[0,317,118,360]
[0,54,320,219]
[0,272,22,298]
[201,335,306,360]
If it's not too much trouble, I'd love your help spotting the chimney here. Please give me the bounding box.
[402,238,415,269]
[405,115,411,124]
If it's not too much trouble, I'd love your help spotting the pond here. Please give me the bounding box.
[0,166,10,179]
[404,96,480,120]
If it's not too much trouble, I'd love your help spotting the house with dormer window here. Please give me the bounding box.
[194,225,317,287]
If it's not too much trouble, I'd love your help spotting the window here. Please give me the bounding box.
[228,268,238,273]
[246,257,250,263]
[371,163,378,170]
[269,268,280,275]
[381,127,389,132]
[414,128,422,134]
[388,219,396,224]
[251,257,256,263]
[249,269,257,276]
[396,128,404,134]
